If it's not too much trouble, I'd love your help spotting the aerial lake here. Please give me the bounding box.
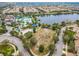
[37,14,79,24]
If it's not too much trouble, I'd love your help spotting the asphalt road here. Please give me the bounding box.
[0,26,30,56]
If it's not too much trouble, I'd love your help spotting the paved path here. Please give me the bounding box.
[53,27,66,56]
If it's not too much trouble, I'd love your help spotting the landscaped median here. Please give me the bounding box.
[0,40,19,56]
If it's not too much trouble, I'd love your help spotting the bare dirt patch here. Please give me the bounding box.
[31,28,56,56]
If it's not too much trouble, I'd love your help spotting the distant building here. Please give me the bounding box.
[4,15,15,25]
[16,17,32,28]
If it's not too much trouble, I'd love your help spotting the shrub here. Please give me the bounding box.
[10,31,19,37]
[39,45,44,53]
[24,32,33,39]
[41,24,50,28]
[49,44,55,51]
[52,23,61,30]
[63,29,75,44]
[49,44,55,55]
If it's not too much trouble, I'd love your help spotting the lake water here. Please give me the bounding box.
[15,2,79,7]
[37,14,79,24]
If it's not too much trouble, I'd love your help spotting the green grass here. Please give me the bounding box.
[63,29,76,53]
[0,44,14,56]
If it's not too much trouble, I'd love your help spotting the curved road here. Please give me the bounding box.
[0,26,30,56]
